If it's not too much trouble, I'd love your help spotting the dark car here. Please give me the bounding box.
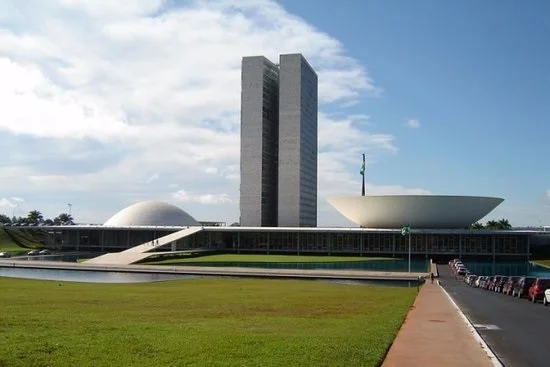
[503,276,521,295]
[488,275,504,291]
[512,276,536,298]
[528,278,550,303]
[495,276,509,293]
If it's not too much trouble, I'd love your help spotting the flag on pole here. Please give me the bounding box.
[360,159,366,176]
[401,225,410,236]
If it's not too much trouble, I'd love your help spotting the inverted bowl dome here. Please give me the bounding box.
[327,195,504,229]
[104,200,200,227]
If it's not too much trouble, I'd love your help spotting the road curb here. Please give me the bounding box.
[438,280,503,367]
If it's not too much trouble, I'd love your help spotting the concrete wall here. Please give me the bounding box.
[278,54,318,227]
[240,56,279,226]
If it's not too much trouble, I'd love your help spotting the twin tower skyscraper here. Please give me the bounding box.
[240,54,318,227]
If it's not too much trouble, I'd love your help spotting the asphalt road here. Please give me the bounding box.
[438,266,550,367]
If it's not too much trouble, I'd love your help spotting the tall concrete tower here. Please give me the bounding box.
[277,54,318,227]
[239,56,279,227]
[240,53,318,227]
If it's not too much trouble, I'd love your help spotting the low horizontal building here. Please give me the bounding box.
[5,200,548,261]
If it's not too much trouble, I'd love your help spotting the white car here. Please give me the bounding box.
[544,289,550,306]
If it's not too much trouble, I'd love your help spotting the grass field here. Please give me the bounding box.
[535,260,550,268]
[0,277,416,367]
[0,228,27,253]
[145,254,394,265]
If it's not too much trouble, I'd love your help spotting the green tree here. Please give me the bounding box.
[485,220,499,229]
[54,213,74,225]
[0,214,11,224]
[27,210,44,225]
[497,218,511,230]
[469,222,484,229]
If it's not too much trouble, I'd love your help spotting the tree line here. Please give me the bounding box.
[0,210,74,226]
[468,219,511,230]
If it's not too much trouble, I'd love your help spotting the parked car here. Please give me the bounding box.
[495,276,509,293]
[0,251,11,258]
[544,289,550,306]
[513,277,536,298]
[503,276,521,295]
[528,278,550,303]
[27,249,40,256]
[488,276,503,291]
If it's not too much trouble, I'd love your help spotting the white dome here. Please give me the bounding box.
[327,195,504,229]
[103,200,200,227]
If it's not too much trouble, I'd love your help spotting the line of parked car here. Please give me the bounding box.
[0,249,51,258]
[449,258,550,306]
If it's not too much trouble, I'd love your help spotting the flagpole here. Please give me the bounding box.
[361,153,365,196]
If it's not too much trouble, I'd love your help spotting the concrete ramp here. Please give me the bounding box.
[85,226,204,265]
[122,226,203,253]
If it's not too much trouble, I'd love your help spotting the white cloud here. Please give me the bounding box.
[0,198,17,208]
[173,189,232,205]
[146,173,159,183]
[405,119,420,129]
[0,0,426,224]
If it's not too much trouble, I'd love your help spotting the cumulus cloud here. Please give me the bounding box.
[405,119,420,129]
[0,0,425,224]
[0,198,17,208]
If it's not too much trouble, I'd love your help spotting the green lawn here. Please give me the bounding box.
[0,228,27,253]
[535,260,550,268]
[0,277,416,367]
[145,254,393,265]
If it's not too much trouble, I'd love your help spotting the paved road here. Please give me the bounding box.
[439,266,550,367]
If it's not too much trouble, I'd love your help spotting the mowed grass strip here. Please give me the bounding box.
[146,254,394,265]
[0,277,416,367]
[0,228,26,253]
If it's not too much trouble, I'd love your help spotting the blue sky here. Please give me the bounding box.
[0,0,549,226]
[282,0,550,223]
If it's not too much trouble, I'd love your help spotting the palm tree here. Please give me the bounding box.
[497,218,511,230]
[485,220,499,230]
[27,210,44,225]
[54,213,74,225]
[469,222,484,229]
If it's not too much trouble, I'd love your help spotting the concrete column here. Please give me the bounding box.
[76,229,80,252]
[526,235,530,262]
[360,231,364,256]
[491,234,496,274]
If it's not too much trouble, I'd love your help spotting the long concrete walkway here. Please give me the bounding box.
[382,273,496,367]
[85,227,203,265]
